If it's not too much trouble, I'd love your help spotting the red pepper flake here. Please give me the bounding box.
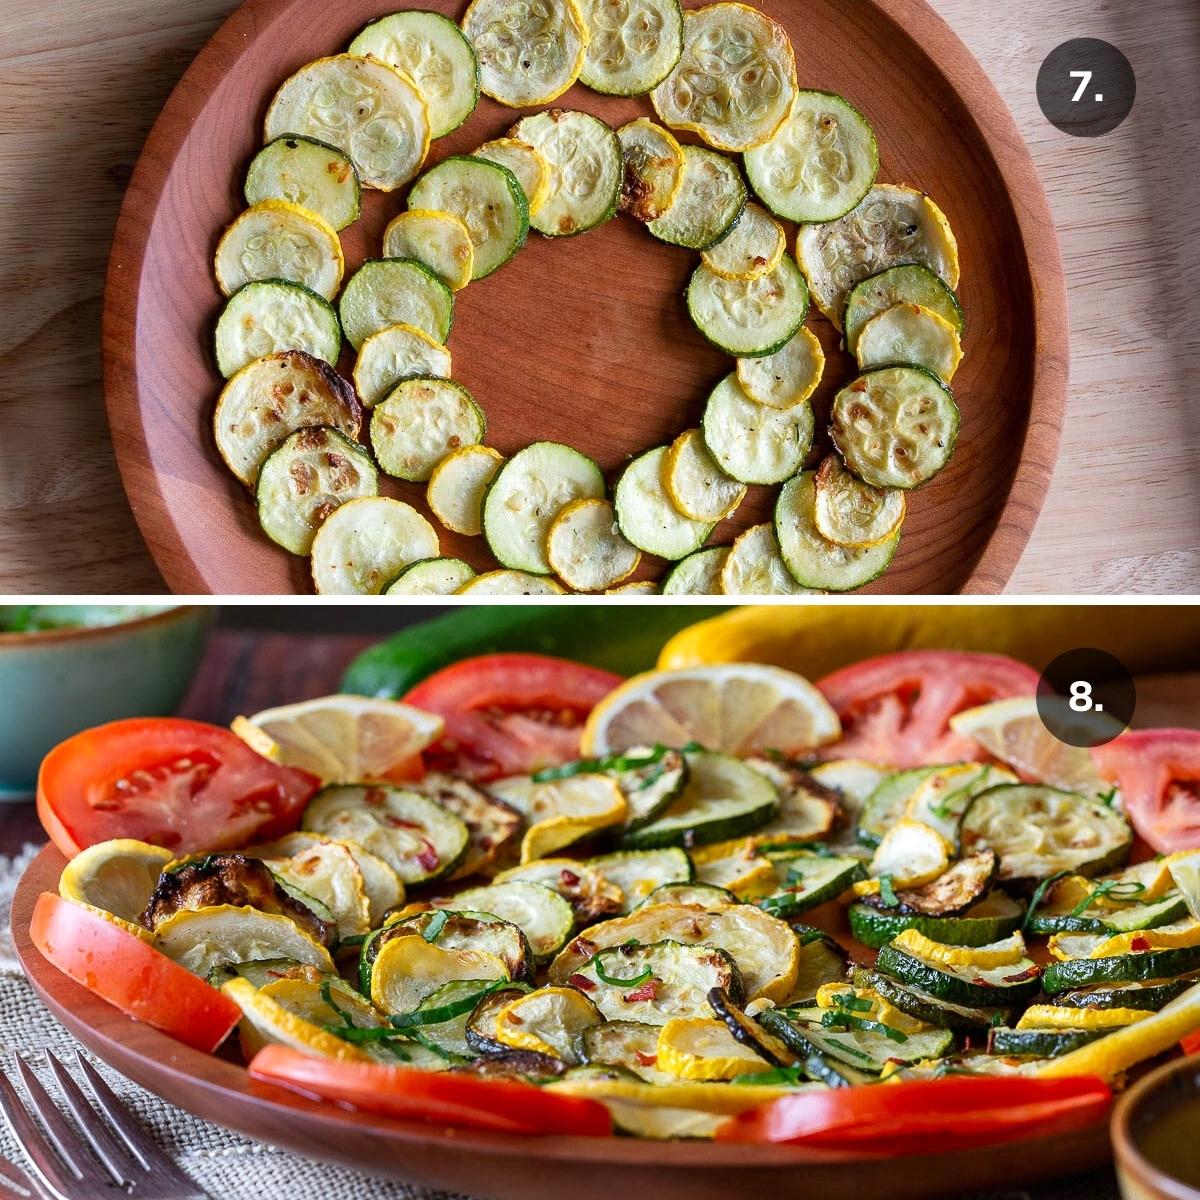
[415,838,441,873]
[560,869,580,887]
[1130,936,1151,952]
[624,981,658,1004]
[568,973,596,992]
[634,1051,658,1067]
[1001,965,1041,983]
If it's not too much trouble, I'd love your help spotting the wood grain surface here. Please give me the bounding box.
[0,1,1195,595]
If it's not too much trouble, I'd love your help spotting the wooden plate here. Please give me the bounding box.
[13,844,1107,1199]
[102,0,1067,594]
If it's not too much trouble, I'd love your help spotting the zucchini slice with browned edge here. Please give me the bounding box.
[245,136,361,231]
[589,848,694,912]
[1042,942,1200,995]
[438,881,576,964]
[853,967,1011,1031]
[848,890,1024,950]
[214,279,341,379]
[874,937,1042,1007]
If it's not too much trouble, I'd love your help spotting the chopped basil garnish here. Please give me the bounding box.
[878,874,899,908]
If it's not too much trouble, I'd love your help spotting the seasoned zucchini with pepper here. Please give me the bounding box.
[244,136,361,231]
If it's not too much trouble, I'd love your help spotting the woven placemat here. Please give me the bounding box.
[0,848,1119,1200]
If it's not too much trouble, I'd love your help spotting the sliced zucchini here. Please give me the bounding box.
[310,496,439,595]
[617,118,683,223]
[875,938,1042,1008]
[647,144,746,250]
[708,988,794,1067]
[577,0,683,95]
[494,859,623,925]
[550,899,799,1003]
[482,441,605,574]
[611,748,689,833]
[959,784,1134,884]
[720,523,817,596]
[857,303,962,382]
[370,377,485,482]
[831,365,959,491]
[302,784,470,884]
[353,322,452,409]
[347,11,480,138]
[244,137,360,232]
[214,200,343,300]
[687,255,809,358]
[622,750,777,850]
[1051,974,1200,1012]
[588,848,694,913]
[339,258,454,352]
[775,471,901,592]
[474,137,550,216]
[486,773,627,862]
[857,766,943,849]
[154,906,334,978]
[736,327,824,411]
[1027,879,1188,936]
[546,498,641,592]
[465,983,535,1053]
[369,934,508,1018]
[441,881,576,963]
[461,0,588,107]
[808,760,891,816]
[700,202,786,281]
[988,1027,1103,1058]
[383,210,474,292]
[613,446,713,560]
[868,818,951,889]
[214,279,340,379]
[427,444,503,536]
[741,758,840,844]
[408,156,528,279]
[701,374,813,486]
[578,1020,676,1083]
[744,90,878,224]
[758,1005,952,1074]
[493,986,601,1062]
[650,3,796,153]
[662,547,729,596]
[640,882,736,910]
[264,55,430,191]
[844,263,965,356]
[854,968,1010,1031]
[404,978,494,1058]
[606,581,658,595]
[796,184,960,327]
[457,570,567,595]
[690,839,776,899]
[905,764,1017,847]
[664,428,746,523]
[214,350,361,487]
[789,928,851,1004]
[255,426,377,556]
[404,771,522,880]
[848,891,1025,951]
[1042,942,1200,995]
[757,851,866,918]
[656,1016,776,1079]
[569,939,742,1024]
[509,110,622,238]
[867,850,999,918]
[812,454,904,549]
[385,557,476,595]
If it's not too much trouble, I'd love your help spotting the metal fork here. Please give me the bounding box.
[0,1051,211,1199]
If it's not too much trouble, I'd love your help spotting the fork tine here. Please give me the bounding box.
[71,1053,183,1181]
[0,1156,42,1199]
[11,1059,109,1189]
[42,1056,134,1188]
[0,1071,83,1200]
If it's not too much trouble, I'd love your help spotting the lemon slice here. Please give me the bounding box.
[488,774,628,863]
[233,694,444,784]
[493,986,602,1061]
[154,905,335,978]
[656,1017,769,1080]
[582,664,841,757]
[222,976,368,1062]
[948,697,1115,800]
[59,839,172,925]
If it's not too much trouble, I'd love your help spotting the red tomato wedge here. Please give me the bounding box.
[817,651,1041,768]
[716,1074,1111,1153]
[249,1046,613,1136]
[29,893,240,1053]
[37,718,319,858]
[1092,729,1200,853]
[404,654,623,780]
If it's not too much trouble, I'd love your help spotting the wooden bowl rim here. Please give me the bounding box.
[101,0,1068,596]
[0,606,208,650]
[12,843,1111,1186]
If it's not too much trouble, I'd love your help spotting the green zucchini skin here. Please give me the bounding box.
[757,854,866,918]
[854,968,1010,1031]
[847,897,1023,950]
[874,945,1042,1008]
[987,1027,1102,1058]
[1025,893,1188,936]
[1042,944,1200,995]
[1049,974,1200,1011]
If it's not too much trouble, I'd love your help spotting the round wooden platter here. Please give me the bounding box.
[13,845,1108,1197]
[102,0,1068,596]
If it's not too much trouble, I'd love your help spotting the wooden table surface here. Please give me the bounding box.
[2,0,1196,595]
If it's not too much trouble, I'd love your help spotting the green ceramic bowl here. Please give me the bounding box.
[0,606,214,800]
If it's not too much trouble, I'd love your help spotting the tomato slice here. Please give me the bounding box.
[716,1074,1111,1152]
[817,651,1041,768]
[37,718,319,858]
[404,654,623,780]
[1092,729,1200,853]
[249,1045,613,1136]
[30,893,240,1053]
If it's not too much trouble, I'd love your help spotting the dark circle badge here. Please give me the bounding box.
[1036,648,1135,749]
[1037,39,1135,137]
